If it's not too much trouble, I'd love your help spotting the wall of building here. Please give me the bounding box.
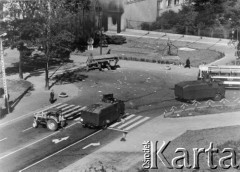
[157,0,185,17]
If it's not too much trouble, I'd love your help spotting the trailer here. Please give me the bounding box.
[86,54,120,71]
[79,94,125,129]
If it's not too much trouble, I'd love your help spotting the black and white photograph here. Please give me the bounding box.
[0,0,240,171]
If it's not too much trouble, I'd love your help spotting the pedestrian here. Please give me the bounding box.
[50,89,55,104]
[106,49,111,54]
[185,58,191,68]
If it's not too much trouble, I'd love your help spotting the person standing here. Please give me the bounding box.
[185,58,191,68]
[50,89,55,104]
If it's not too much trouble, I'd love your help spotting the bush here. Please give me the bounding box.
[141,22,151,31]
[140,58,145,62]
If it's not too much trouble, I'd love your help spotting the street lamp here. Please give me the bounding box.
[0,32,10,113]
[100,27,104,55]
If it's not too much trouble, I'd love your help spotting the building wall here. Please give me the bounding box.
[157,0,185,17]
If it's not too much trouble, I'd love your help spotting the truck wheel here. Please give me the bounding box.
[47,119,58,131]
[213,93,222,101]
[32,120,39,128]
[98,64,102,71]
[103,124,108,130]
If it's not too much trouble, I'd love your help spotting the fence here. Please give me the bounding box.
[126,19,239,40]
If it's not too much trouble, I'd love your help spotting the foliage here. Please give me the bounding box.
[141,0,240,38]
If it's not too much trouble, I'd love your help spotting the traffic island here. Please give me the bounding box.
[164,99,240,118]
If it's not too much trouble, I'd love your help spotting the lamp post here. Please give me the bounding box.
[100,27,104,55]
[0,32,10,113]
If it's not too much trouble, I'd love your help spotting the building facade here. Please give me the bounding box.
[99,0,185,32]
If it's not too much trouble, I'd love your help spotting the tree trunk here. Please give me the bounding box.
[45,62,49,90]
[19,50,23,79]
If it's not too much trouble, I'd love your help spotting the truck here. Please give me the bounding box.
[174,80,225,101]
[79,94,125,129]
[86,54,120,71]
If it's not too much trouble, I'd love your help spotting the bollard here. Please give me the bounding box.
[120,131,128,142]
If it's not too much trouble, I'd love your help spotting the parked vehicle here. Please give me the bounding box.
[175,80,225,101]
[86,54,120,71]
[33,108,66,131]
[198,65,240,88]
[79,94,125,129]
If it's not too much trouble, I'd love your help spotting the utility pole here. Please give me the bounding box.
[0,33,10,113]
[45,0,51,90]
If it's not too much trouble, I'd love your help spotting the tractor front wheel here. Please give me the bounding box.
[47,119,58,131]
[32,120,39,128]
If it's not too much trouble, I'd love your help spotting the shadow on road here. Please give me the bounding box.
[0,85,33,119]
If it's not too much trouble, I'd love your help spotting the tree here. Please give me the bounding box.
[3,0,81,89]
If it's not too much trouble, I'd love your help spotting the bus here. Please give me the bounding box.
[198,65,240,88]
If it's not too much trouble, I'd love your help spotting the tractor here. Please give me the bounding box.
[32,108,66,131]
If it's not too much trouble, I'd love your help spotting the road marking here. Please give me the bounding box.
[52,136,69,144]
[61,105,75,111]
[0,138,7,142]
[108,127,128,132]
[0,122,78,161]
[124,117,150,131]
[62,106,80,115]
[22,127,33,132]
[64,106,86,118]
[0,103,62,128]
[109,114,135,128]
[82,142,100,149]
[56,104,69,109]
[117,116,142,129]
[19,129,103,172]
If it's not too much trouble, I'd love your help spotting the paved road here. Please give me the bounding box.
[0,101,151,171]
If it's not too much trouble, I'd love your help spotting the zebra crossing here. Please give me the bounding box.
[37,103,150,130]
[108,114,150,131]
[39,103,83,119]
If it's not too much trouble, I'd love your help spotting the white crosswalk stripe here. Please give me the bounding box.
[56,104,69,109]
[61,104,75,111]
[62,106,81,115]
[108,114,150,131]
[117,116,142,129]
[42,103,62,112]
[109,114,135,128]
[64,107,84,118]
[124,117,150,131]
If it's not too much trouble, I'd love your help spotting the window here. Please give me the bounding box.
[157,0,164,17]
[167,0,172,7]
[174,0,179,5]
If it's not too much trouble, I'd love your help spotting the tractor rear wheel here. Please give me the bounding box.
[47,119,58,131]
